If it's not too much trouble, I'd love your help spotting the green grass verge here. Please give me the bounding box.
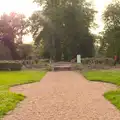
[84,70,120,85]
[0,70,46,118]
[84,70,120,110]
[104,91,120,110]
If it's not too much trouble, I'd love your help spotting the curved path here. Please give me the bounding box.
[3,71,120,120]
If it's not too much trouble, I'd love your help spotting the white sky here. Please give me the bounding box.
[0,0,112,43]
[92,0,112,34]
[0,0,40,17]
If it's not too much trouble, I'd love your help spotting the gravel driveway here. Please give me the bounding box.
[3,71,120,120]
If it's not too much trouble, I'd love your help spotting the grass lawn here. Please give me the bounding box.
[0,70,46,118]
[84,70,120,110]
[84,70,120,85]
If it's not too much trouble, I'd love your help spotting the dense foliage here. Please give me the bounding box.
[2,0,120,61]
[29,0,96,61]
[100,0,120,57]
[0,13,29,60]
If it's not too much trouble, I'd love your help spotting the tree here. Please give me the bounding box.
[17,44,33,59]
[30,0,96,61]
[0,12,29,60]
[0,13,29,43]
[101,0,120,57]
[0,41,12,60]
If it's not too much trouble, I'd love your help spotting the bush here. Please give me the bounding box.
[72,64,84,70]
[81,58,114,66]
[46,64,52,71]
[0,61,22,71]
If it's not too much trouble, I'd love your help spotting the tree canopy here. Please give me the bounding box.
[0,12,29,60]
[30,0,96,61]
[100,0,120,57]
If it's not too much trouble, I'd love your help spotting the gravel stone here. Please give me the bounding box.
[3,71,120,120]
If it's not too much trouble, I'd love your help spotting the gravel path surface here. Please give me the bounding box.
[3,71,120,120]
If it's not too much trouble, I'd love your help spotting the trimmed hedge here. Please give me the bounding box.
[81,58,114,66]
[0,61,22,71]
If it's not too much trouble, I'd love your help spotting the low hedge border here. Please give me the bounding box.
[0,61,22,71]
[81,58,114,66]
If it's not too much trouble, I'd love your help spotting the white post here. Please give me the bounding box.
[77,54,81,64]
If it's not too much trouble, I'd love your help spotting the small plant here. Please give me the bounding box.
[46,64,52,71]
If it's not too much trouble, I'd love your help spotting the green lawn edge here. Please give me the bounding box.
[84,70,120,110]
[104,90,120,110]
[0,71,46,118]
[0,92,25,118]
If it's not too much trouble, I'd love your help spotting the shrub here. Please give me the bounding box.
[46,65,52,71]
[0,61,22,71]
[72,63,84,70]
[81,58,114,66]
